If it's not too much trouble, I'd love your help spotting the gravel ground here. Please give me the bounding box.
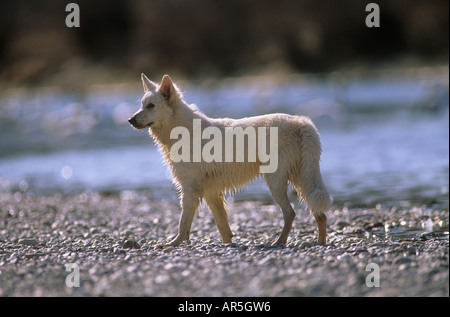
[0,190,448,297]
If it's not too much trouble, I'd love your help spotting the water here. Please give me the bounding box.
[0,70,448,209]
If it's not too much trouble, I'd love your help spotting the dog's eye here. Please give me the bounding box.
[146,103,155,109]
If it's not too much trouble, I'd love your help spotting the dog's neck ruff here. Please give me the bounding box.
[149,100,205,165]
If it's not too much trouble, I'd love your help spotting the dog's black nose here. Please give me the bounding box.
[128,117,137,126]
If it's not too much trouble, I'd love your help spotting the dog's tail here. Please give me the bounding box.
[292,121,332,216]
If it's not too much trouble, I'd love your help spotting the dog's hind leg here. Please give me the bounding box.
[293,181,330,246]
[265,174,296,245]
[290,120,331,245]
[204,193,233,243]
[291,164,331,246]
[168,190,200,246]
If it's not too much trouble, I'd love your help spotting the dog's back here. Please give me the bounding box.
[171,113,330,205]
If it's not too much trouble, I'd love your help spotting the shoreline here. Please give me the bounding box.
[0,191,448,296]
[1,61,448,92]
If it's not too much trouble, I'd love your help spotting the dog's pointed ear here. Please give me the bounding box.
[159,74,176,100]
[158,74,182,103]
[141,73,157,92]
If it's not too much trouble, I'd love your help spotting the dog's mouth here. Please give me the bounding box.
[134,122,153,130]
[128,117,154,129]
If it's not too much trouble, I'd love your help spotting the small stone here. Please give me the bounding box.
[164,246,175,253]
[89,228,100,235]
[363,222,384,230]
[24,252,46,259]
[393,255,412,265]
[398,263,411,271]
[336,221,351,228]
[344,227,364,234]
[122,240,141,249]
[18,238,39,246]
[406,246,417,256]
[299,241,313,249]
[420,232,439,240]
[239,245,248,251]
[114,247,127,255]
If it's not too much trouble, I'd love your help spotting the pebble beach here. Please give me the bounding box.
[0,190,448,297]
[1,0,449,300]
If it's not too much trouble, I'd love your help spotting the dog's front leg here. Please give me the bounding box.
[204,194,233,243]
[168,191,200,246]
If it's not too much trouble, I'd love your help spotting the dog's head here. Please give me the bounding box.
[128,74,180,130]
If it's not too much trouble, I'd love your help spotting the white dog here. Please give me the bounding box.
[129,74,331,246]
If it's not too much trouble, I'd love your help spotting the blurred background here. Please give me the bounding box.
[0,0,448,208]
[0,0,448,84]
